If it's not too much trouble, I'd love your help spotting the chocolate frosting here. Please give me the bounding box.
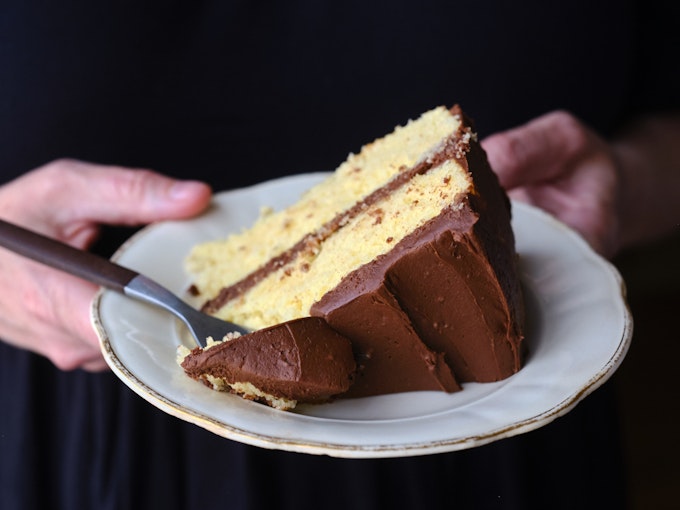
[181,317,356,403]
[311,129,524,394]
[313,282,460,398]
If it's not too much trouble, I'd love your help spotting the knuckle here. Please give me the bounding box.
[49,347,96,371]
[111,168,157,201]
[492,131,530,174]
[50,350,80,371]
[39,158,83,180]
[29,159,87,200]
[545,110,590,155]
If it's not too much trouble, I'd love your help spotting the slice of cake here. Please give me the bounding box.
[179,317,356,410]
[186,105,524,399]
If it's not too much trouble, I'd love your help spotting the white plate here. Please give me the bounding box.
[92,172,632,458]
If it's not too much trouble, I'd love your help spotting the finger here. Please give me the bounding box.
[27,271,105,371]
[89,167,213,224]
[29,160,213,226]
[481,111,590,189]
[0,250,106,371]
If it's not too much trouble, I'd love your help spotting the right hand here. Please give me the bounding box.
[482,111,622,258]
[0,159,212,371]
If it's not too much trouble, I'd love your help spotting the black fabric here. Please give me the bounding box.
[1,1,677,509]
[5,0,675,188]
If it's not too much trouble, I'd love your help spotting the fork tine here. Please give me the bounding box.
[124,275,249,348]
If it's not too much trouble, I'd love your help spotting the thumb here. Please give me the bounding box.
[40,160,213,225]
[481,110,588,190]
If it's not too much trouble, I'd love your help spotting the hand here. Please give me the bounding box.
[482,111,622,258]
[0,159,212,371]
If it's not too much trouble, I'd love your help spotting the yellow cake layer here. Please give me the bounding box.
[210,160,472,330]
[186,107,463,299]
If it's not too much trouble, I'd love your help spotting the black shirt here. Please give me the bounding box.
[1,1,678,509]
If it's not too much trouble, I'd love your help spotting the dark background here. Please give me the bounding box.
[614,231,680,509]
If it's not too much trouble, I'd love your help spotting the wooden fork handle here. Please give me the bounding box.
[0,219,138,293]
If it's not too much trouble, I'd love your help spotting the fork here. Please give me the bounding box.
[0,219,248,347]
